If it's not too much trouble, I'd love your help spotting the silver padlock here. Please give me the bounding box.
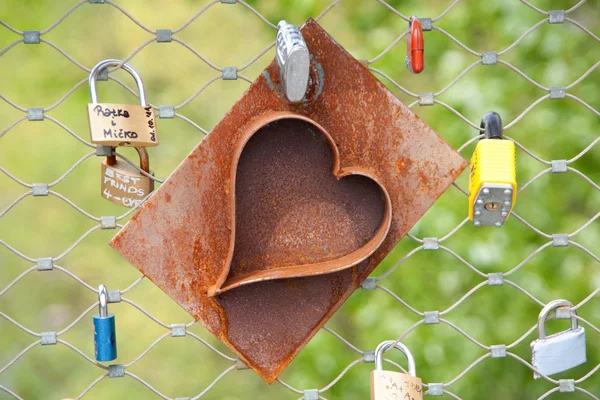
[371,340,423,400]
[531,299,586,379]
[276,20,310,103]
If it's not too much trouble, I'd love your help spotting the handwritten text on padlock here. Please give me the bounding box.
[88,103,157,147]
[102,166,148,207]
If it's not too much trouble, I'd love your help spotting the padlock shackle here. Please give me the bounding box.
[89,59,147,106]
[106,147,150,172]
[538,299,578,340]
[374,340,416,377]
[135,147,150,174]
[98,284,108,318]
[480,112,503,140]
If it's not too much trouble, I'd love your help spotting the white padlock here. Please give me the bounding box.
[531,299,586,379]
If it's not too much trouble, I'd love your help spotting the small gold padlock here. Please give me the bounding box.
[88,59,158,147]
[371,340,423,400]
[101,147,154,208]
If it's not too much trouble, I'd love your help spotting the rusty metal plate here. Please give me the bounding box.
[110,19,467,383]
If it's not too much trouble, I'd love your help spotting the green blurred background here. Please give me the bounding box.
[0,0,598,398]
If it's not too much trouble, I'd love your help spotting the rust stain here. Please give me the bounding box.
[109,19,467,383]
[395,157,413,174]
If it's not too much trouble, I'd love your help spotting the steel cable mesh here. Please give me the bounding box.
[0,0,598,398]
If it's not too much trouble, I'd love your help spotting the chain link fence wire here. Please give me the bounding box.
[0,0,598,398]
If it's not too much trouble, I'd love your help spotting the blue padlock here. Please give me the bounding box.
[93,284,117,362]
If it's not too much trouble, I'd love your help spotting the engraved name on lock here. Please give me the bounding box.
[88,59,158,147]
[371,340,423,400]
[101,148,154,209]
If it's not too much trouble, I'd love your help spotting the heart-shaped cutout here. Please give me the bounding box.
[208,112,392,296]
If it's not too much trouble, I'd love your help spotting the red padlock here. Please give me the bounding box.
[406,16,424,74]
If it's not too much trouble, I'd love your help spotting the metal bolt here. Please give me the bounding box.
[503,200,511,207]
[494,221,502,227]
[476,199,484,205]
[504,189,512,196]
[501,211,508,217]
[474,210,481,216]
[482,188,490,195]
[474,220,482,227]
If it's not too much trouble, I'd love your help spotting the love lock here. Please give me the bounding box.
[88,59,158,147]
[93,285,117,362]
[110,19,467,382]
[469,112,516,227]
[100,147,154,208]
[531,299,586,379]
[406,16,424,74]
[371,340,422,400]
[276,20,310,102]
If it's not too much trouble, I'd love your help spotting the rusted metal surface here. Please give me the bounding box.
[110,19,467,383]
[208,112,392,296]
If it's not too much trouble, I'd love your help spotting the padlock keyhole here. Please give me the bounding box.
[484,202,501,211]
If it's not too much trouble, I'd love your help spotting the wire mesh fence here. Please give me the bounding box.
[0,0,598,399]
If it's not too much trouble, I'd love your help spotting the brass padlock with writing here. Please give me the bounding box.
[371,340,422,400]
[101,147,154,208]
[88,59,158,147]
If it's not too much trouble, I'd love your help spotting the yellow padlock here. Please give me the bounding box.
[101,147,154,208]
[469,112,517,227]
[371,340,423,400]
[88,59,158,147]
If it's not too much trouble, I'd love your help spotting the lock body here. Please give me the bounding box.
[406,17,424,74]
[88,103,158,147]
[93,312,117,362]
[371,370,423,400]
[469,139,516,226]
[531,327,586,379]
[276,21,310,103]
[101,158,153,208]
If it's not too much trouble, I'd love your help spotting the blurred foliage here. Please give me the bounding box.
[0,0,598,399]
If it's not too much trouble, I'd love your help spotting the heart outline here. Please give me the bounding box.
[207,110,392,297]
